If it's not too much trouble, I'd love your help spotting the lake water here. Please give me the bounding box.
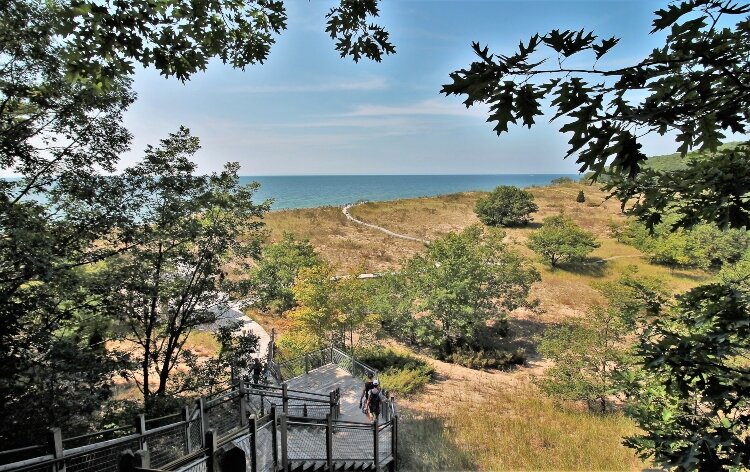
[244,174,579,210]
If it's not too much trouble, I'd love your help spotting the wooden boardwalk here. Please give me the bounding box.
[287,364,369,422]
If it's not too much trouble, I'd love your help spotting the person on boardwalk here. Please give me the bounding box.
[251,358,263,384]
[359,372,375,415]
[365,379,386,422]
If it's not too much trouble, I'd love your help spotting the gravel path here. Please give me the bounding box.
[343,203,430,244]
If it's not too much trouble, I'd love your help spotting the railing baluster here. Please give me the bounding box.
[373,419,379,468]
[249,415,258,472]
[280,414,289,472]
[326,414,333,471]
[271,407,279,470]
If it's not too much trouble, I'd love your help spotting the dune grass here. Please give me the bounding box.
[400,373,646,471]
[449,387,644,470]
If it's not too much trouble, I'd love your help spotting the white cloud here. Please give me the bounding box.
[225,76,388,93]
[343,99,488,118]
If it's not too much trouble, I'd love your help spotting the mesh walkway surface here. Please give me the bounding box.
[286,365,369,422]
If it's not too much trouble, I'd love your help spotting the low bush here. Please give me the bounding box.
[355,347,434,395]
[355,347,427,371]
[378,365,434,396]
[551,176,575,185]
[447,348,526,370]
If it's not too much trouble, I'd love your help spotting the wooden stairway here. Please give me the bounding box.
[288,460,378,471]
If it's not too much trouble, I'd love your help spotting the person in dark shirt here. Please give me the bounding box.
[365,379,385,422]
[359,372,375,414]
[252,358,263,384]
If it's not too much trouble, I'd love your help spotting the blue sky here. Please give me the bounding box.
[121,0,703,175]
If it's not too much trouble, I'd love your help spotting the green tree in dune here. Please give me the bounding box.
[528,215,600,267]
[250,234,323,313]
[475,185,538,227]
[402,225,540,356]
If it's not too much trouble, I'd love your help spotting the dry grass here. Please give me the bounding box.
[263,206,422,273]
[398,354,646,471]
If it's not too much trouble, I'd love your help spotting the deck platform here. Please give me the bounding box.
[286,364,369,422]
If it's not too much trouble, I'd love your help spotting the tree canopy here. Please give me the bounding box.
[99,128,268,410]
[250,233,323,313]
[402,225,539,356]
[54,0,394,84]
[475,185,538,227]
[527,215,600,267]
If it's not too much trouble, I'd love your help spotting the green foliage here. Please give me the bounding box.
[289,264,342,345]
[610,142,750,230]
[378,367,433,396]
[185,322,259,395]
[99,128,268,410]
[54,0,392,84]
[276,330,325,362]
[325,0,395,62]
[447,348,525,370]
[537,272,664,412]
[250,233,322,313]
[576,190,586,203]
[551,176,575,185]
[618,219,750,270]
[288,264,380,349]
[443,1,750,230]
[528,215,600,267]
[622,284,750,470]
[0,0,136,446]
[474,185,538,227]
[538,308,629,413]
[401,225,540,356]
[355,347,434,396]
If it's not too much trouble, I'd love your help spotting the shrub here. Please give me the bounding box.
[551,176,574,185]
[355,347,434,395]
[378,365,434,395]
[576,190,586,203]
[447,348,526,370]
[528,215,600,267]
[475,186,538,227]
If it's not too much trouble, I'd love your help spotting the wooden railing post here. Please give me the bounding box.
[48,428,64,472]
[391,414,399,472]
[205,430,217,472]
[336,388,341,418]
[239,382,249,427]
[326,413,333,472]
[329,391,336,419]
[199,397,208,445]
[182,406,191,454]
[281,382,289,415]
[135,413,147,451]
[271,407,278,469]
[279,414,289,472]
[373,419,379,468]
[249,415,258,472]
